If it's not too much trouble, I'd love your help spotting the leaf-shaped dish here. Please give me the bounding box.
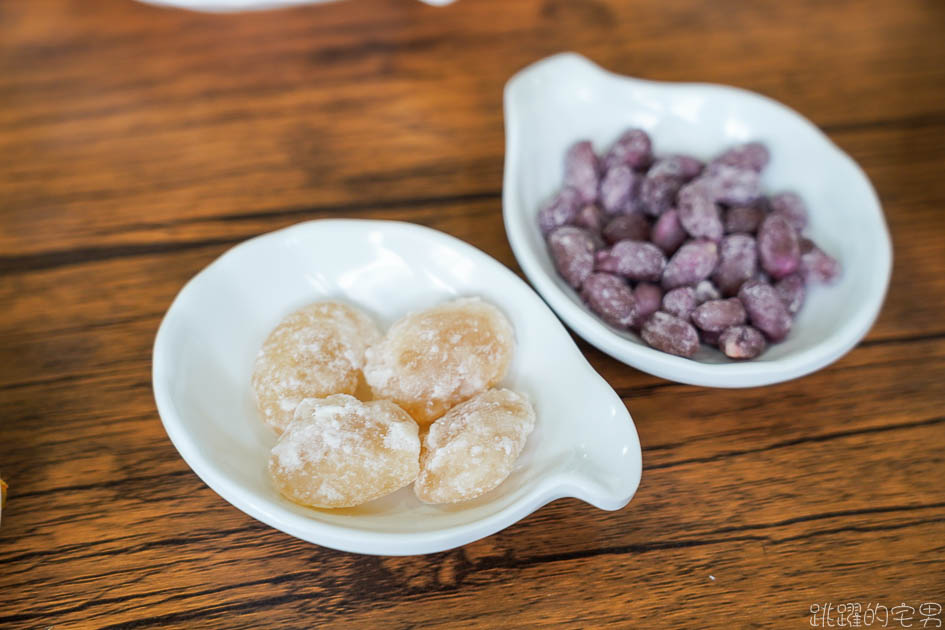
[503,53,892,388]
[153,219,642,555]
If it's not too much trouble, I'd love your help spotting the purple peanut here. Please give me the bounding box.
[700,163,763,206]
[634,283,663,322]
[677,182,724,241]
[710,142,770,172]
[538,187,582,236]
[573,204,606,233]
[603,213,650,244]
[713,233,758,296]
[691,298,747,333]
[738,280,792,341]
[758,214,801,279]
[800,238,842,284]
[651,209,688,254]
[724,205,765,234]
[599,165,641,215]
[769,192,808,231]
[641,311,700,358]
[595,240,666,282]
[700,328,722,347]
[775,273,806,315]
[581,273,638,329]
[718,325,767,359]
[603,128,653,171]
[662,240,719,289]
[548,226,597,289]
[640,159,684,216]
[564,140,601,204]
[694,279,722,303]
[662,286,698,321]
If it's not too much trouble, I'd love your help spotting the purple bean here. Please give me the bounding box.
[548,226,597,289]
[691,298,747,333]
[634,283,663,322]
[700,163,763,205]
[603,128,653,171]
[800,238,842,284]
[580,273,638,329]
[651,209,688,254]
[537,187,582,236]
[758,214,801,279]
[564,141,601,204]
[594,240,666,282]
[718,325,766,359]
[599,165,641,215]
[769,191,808,231]
[641,311,700,358]
[677,182,724,241]
[573,204,606,233]
[738,280,792,341]
[640,159,684,216]
[700,328,722,347]
[667,154,706,181]
[724,205,765,234]
[662,287,698,321]
[775,273,806,315]
[713,233,758,296]
[694,279,722,303]
[662,240,719,289]
[603,213,650,244]
[710,142,770,172]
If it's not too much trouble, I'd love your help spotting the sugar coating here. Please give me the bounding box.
[599,165,640,215]
[662,286,698,321]
[769,192,808,231]
[269,394,420,508]
[537,187,582,236]
[718,325,766,359]
[564,140,601,204]
[724,205,765,234]
[758,214,801,279]
[594,240,666,282]
[641,311,700,358]
[414,388,535,504]
[252,301,381,434]
[363,298,514,427]
[581,273,638,329]
[548,226,598,289]
[713,233,758,296]
[603,128,653,171]
[677,182,724,241]
[573,204,606,233]
[651,209,688,254]
[662,240,719,289]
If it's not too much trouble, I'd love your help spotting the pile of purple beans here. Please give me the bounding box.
[538,130,841,359]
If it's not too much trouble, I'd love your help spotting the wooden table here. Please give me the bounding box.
[2,0,944,627]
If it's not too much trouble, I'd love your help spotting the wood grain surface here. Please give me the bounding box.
[2,0,944,627]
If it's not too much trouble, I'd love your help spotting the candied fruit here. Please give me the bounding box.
[269,395,420,508]
[363,298,514,427]
[252,301,381,434]
[414,388,535,504]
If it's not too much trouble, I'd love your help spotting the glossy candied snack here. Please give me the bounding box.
[363,298,514,427]
[641,311,700,357]
[268,395,420,508]
[548,226,598,289]
[415,388,535,504]
[581,273,638,329]
[252,301,381,434]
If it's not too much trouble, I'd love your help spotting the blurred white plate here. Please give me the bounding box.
[153,219,641,555]
[503,52,892,388]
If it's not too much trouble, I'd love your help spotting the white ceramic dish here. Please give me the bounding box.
[153,219,641,555]
[503,53,892,388]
